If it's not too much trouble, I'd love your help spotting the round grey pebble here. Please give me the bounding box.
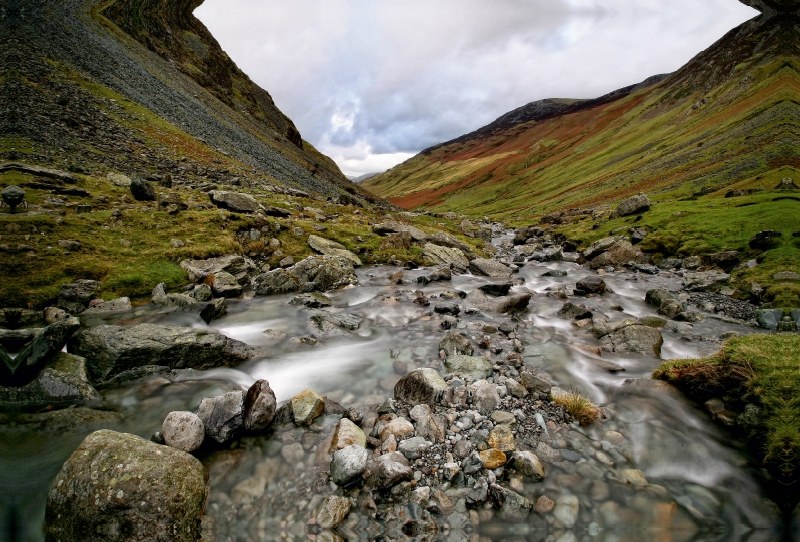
[162,411,205,453]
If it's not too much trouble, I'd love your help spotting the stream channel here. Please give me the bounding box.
[0,234,788,542]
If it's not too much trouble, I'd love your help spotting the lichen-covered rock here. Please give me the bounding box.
[211,271,243,298]
[610,193,650,218]
[180,254,253,283]
[308,235,362,267]
[252,256,358,295]
[439,331,473,356]
[331,418,367,450]
[444,355,493,379]
[599,324,663,356]
[468,258,513,278]
[45,430,206,542]
[68,324,253,383]
[513,450,546,480]
[291,389,325,425]
[574,276,606,296]
[209,190,260,213]
[394,368,448,405]
[422,244,469,273]
[315,495,351,529]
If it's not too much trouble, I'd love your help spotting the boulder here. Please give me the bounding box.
[45,430,206,542]
[439,331,473,356]
[380,417,415,441]
[426,232,475,258]
[1,185,26,210]
[309,310,363,336]
[162,411,205,452]
[57,279,100,314]
[211,271,243,298]
[444,355,493,379]
[243,380,277,432]
[433,302,461,316]
[68,324,253,383]
[583,236,627,260]
[683,271,731,292]
[520,371,551,394]
[557,302,592,320]
[478,283,512,296]
[289,292,332,308]
[469,258,513,278]
[129,176,156,201]
[423,244,469,273]
[252,256,358,295]
[208,190,260,213]
[372,222,428,242]
[645,289,678,308]
[587,240,645,269]
[180,255,253,283]
[197,391,244,444]
[0,366,100,411]
[176,298,228,325]
[331,445,369,486]
[308,235,362,267]
[464,289,531,313]
[291,389,324,425]
[610,193,651,218]
[599,325,663,356]
[394,368,448,405]
[755,309,785,330]
[81,297,131,315]
[574,276,606,296]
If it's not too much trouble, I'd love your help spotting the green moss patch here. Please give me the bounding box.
[654,334,800,478]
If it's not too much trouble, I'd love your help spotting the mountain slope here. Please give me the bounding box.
[363,5,800,218]
[0,0,380,204]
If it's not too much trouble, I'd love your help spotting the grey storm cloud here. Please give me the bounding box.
[195,0,756,176]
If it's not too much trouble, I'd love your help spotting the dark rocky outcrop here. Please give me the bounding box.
[68,324,254,383]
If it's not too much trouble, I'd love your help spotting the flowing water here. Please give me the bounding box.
[0,244,786,542]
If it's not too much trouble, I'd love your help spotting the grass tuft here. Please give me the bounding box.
[552,388,600,426]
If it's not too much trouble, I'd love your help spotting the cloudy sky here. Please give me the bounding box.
[196,0,756,177]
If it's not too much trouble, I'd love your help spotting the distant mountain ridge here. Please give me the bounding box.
[364,2,799,217]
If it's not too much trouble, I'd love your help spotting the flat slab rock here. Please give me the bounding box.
[68,324,254,383]
[45,430,206,542]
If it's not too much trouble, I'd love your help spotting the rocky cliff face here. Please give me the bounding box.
[0,0,380,203]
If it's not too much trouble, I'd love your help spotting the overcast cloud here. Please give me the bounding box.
[195,0,756,177]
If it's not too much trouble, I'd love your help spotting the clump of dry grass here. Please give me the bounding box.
[552,389,600,426]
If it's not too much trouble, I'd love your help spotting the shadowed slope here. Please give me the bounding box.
[0,0,380,203]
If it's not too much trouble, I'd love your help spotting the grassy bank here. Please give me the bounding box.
[0,170,484,308]
[654,334,800,479]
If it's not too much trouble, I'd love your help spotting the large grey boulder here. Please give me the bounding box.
[574,276,606,296]
[331,444,369,486]
[180,255,254,283]
[423,244,469,273]
[426,232,475,258]
[1,185,26,210]
[82,297,131,315]
[68,324,253,383]
[57,279,100,314]
[308,235,362,266]
[583,236,627,261]
[610,193,651,218]
[464,289,531,314]
[586,240,646,270]
[211,271,243,298]
[129,176,156,201]
[599,324,663,356]
[444,355,493,379]
[439,331,474,356]
[197,391,244,443]
[394,368,448,405]
[683,271,731,292]
[309,310,364,336]
[252,256,358,295]
[755,309,785,330]
[45,430,206,542]
[208,190,260,213]
[469,258,513,278]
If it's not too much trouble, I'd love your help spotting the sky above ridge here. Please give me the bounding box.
[196,0,756,177]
